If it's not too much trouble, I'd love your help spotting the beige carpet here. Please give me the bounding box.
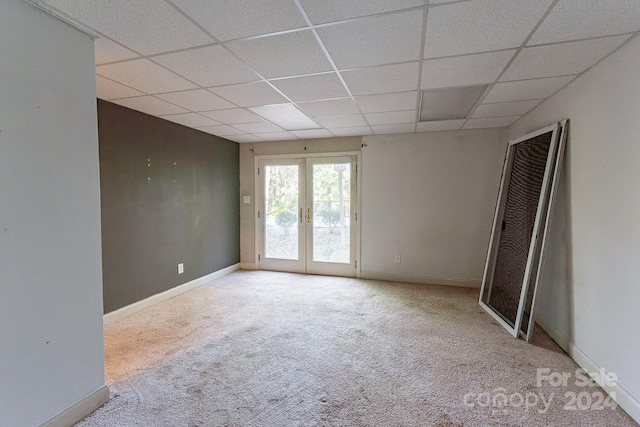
[78,270,637,426]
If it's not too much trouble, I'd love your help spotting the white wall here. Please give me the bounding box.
[510,35,640,420]
[360,129,506,286]
[0,1,106,425]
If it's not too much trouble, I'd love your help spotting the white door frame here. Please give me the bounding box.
[254,151,361,277]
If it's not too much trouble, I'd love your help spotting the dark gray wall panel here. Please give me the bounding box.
[98,100,239,313]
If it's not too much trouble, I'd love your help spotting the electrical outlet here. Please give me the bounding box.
[394,255,401,264]
[178,263,184,274]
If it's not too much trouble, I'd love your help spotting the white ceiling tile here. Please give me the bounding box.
[424,0,554,58]
[153,46,260,87]
[45,0,212,55]
[421,50,516,89]
[501,35,630,82]
[483,75,576,103]
[299,0,423,24]
[156,89,236,111]
[112,96,189,116]
[471,100,542,118]
[289,129,334,139]
[371,124,416,134]
[314,115,368,128]
[341,62,420,96]
[209,82,288,107]
[355,91,417,113]
[227,134,265,143]
[318,10,424,69]
[365,110,416,126]
[199,108,263,124]
[270,73,348,102]
[96,59,197,94]
[463,116,520,129]
[94,38,138,64]
[198,125,246,136]
[159,113,220,128]
[529,0,640,45]
[170,0,307,41]
[255,132,300,141]
[227,31,333,79]
[416,120,465,132]
[296,98,360,117]
[96,76,144,100]
[329,126,373,137]
[232,121,284,133]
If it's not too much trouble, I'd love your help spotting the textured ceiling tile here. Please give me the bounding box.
[96,59,197,93]
[421,50,516,89]
[289,129,334,139]
[156,89,236,111]
[227,31,333,79]
[416,120,465,132]
[463,116,520,129]
[197,125,246,136]
[232,121,284,133]
[111,96,189,116]
[159,113,220,128]
[371,124,416,134]
[329,126,373,137]
[355,91,417,113]
[170,0,307,41]
[46,0,212,55]
[341,62,420,96]
[255,132,300,141]
[199,108,263,124]
[270,73,348,102]
[424,0,554,58]
[96,75,144,100]
[154,46,260,87]
[299,0,422,24]
[314,115,369,128]
[365,110,416,126]
[94,38,138,65]
[296,98,360,117]
[529,0,640,45]
[318,10,424,69]
[227,134,265,143]
[501,35,630,81]
[471,100,542,118]
[483,75,576,103]
[209,82,288,107]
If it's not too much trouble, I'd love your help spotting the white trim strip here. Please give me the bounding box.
[103,263,240,325]
[359,270,480,288]
[40,385,109,427]
[536,314,640,424]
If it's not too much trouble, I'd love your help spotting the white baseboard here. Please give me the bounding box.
[239,262,257,270]
[40,385,109,427]
[104,263,240,325]
[359,270,481,288]
[536,314,640,424]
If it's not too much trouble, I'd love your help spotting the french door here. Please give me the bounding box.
[257,155,357,277]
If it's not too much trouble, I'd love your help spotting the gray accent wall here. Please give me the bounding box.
[98,100,239,313]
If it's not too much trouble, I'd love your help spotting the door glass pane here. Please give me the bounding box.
[264,165,298,260]
[312,162,350,263]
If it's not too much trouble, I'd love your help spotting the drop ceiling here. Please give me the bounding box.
[29,0,640,143]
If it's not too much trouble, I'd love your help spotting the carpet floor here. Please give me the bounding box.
[77,270,637,426]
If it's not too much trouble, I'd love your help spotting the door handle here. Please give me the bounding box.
[299,208,303,223]
[307,208,312,223]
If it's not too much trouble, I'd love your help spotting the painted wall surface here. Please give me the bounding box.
[510,34,640,411]
[239,137,362,266]
[360,130,507,286]
[0,1,105,425]
[98,100,240,313]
